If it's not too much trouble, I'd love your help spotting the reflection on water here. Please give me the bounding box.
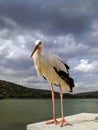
[0,99,98,130]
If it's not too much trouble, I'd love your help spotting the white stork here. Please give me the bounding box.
[30,40,75,126]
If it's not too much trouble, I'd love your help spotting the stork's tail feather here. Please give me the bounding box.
[68,77,75,92]
[63,77,75,92]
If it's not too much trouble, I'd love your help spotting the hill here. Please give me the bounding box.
[0,80,98,99]
[74,91,98,98]
[0,80,72,99]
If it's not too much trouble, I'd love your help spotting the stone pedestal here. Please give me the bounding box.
[27,113,98,130]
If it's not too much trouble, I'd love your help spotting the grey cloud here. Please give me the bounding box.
[1,58,31,71]
[0,0,98,36]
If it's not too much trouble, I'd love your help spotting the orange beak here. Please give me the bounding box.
[30,45,39,58]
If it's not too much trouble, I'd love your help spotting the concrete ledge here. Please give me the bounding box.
[27,113,98,130]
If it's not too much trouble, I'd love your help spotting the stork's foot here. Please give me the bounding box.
[59,117,72,127]
[46,119,59,125]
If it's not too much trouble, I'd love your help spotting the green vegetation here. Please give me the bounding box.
[0,80,98,99]
[0,80,51,99]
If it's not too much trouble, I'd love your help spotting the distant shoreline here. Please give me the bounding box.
[0,80,98,99]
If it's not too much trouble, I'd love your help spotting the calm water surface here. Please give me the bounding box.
[0,99,98,130]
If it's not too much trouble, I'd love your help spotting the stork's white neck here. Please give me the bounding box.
[33,48,42,63]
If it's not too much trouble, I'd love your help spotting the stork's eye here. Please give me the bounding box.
[39,42,41,45]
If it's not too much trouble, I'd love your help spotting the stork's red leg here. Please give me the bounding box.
[46,84,59,125]
[59,86,71,127]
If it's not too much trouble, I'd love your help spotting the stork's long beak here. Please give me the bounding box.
[30,45,39,58]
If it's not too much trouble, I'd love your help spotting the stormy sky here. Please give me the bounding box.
[0,0,98,93]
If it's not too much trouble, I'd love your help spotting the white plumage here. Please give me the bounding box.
[30,40,75,126]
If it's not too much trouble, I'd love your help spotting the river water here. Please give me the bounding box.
[0,99,98,130]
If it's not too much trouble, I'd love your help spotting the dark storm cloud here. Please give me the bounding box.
[0,57,31,71]
[0,0,98,36]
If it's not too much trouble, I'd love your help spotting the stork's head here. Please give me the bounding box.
[30,40,43,57]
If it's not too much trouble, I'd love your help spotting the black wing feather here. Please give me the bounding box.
[60,61,70,75]
[43,75,47,80]
[53,67,75,92]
